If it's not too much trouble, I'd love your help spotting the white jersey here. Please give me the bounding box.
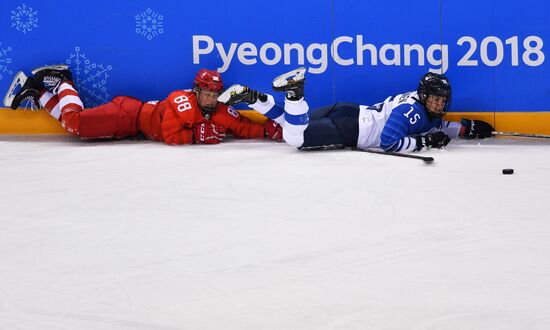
[356,91,462,151]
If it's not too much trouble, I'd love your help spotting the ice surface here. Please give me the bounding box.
[1,136,550,329]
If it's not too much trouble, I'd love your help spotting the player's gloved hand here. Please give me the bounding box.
[460,119,494,139]
[264,119,283,141]
[193,122,226,144]
[415,131,451,151]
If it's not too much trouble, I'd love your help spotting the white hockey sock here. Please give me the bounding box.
[249,94,284,125]
[282,98,309,148]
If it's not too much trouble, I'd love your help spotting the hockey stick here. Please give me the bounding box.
[348,147,434,163]
[301,145,434,162]
[492,131,550,139]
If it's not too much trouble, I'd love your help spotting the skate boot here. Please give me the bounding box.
[272,67,305,101]
[3,71,42,110]
[32,64,73,94]
[217,84,268,106]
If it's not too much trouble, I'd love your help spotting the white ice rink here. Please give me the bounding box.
[1,136,550,329]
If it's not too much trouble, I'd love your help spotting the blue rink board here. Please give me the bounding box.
[0,0,548,111]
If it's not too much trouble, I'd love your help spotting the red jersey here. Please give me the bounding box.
[139,90,265,145]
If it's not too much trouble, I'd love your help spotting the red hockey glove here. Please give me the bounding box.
[193,122,226,144]
[264,119,283,141]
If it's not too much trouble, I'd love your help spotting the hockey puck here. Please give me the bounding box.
[502,168,514,175]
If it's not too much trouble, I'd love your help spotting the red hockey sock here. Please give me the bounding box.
[58,82,84,136]
[58,82,83,114]
[39,91,61,120]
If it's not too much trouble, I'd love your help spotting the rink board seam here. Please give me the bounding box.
[0,108,268,135]
[0,108,548,135]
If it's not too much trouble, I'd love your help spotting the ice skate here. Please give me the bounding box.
[217,84,267,105]
[3,71,42,110]
[32,64,73,94]
[272,67,305,101]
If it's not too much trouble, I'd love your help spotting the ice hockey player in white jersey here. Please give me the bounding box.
[218,68,494,152]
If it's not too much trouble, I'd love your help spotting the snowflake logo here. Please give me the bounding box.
[11,4,39,34]
[66,47,113,107]
[0,43,14,81]
[135,8,164,40]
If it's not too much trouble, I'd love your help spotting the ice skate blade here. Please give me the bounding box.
[3,71,28,107]
[31,64,69,75]
[273,67,306,89]
[217,84,246,104]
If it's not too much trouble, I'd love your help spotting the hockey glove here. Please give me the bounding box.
[460,119,494,139]
[415,131,451,151]
[193,122,226,144]
[264,119,283,141]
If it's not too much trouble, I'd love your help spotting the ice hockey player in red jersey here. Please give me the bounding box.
[3,65,283,144]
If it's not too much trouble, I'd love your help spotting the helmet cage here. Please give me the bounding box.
[417,72,452,117]
[194,88,220,115]
[193,69,224,114]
